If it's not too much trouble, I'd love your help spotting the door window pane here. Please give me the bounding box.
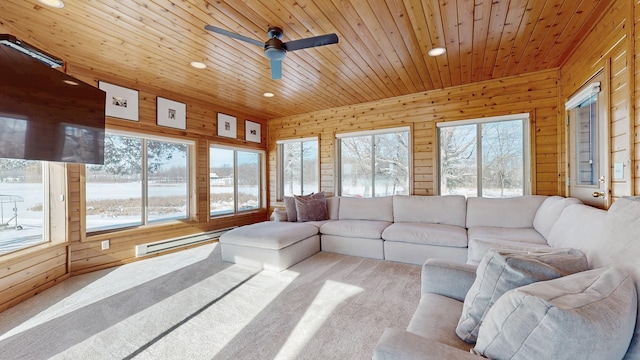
[575,95,598,185]
[0,159,45,254]
[210,147,235,215]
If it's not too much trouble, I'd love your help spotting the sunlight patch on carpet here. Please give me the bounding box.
[274,280,364,360]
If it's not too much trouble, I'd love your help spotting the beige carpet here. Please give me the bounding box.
[0,243,421,359]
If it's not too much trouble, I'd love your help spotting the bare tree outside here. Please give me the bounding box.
[340,130,409,197]
[439,119,525,198]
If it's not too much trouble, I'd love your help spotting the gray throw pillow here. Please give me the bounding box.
[474,267,637,360]
[456,248,588,343]
[295,192,328,222]
[284,196,297,222]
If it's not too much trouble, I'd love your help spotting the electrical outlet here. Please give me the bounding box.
[101,240,110,250]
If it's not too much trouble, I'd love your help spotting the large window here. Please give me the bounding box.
[337,127,410,197]
[438,114,529,198]
[86,132,191,232]
[277,137,319,199]
[0,159,47,254]
[210,145,262,216]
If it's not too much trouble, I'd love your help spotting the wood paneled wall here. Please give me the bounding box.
[559,0,635,203]
[268,69,561,205]
[0,62,269,312]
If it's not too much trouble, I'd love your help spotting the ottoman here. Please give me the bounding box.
[219,221,320,271]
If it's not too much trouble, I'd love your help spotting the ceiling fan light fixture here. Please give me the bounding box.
[38,0,64,8]
[428,47,446,57]
[190,61,207,69]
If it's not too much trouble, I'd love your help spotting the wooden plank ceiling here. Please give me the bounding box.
[0,0,611,120]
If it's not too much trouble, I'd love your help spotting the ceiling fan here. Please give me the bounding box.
[204,25,339,80]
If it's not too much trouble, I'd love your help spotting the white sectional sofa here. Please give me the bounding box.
[221,194,640,358]
[373,198,640,359]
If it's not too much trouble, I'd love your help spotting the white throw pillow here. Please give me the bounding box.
[456,248,588,343]
[473,267,637,360]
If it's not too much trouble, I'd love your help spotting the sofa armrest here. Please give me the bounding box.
[421,259,477,301]
[373,328,480,360]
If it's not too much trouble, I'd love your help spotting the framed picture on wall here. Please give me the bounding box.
[98,81,139,121]
[245,120,261,143]
[157,97,186,130]
[217,113,237,138]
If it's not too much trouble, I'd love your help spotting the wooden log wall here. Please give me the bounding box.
[267,68,561,207]
[559,0,635,203]
[0,58,269,311]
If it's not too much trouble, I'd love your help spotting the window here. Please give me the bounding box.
[337,127,410,197]
[438,114,529,198]
[86,132,191,232]
[277,138,318,199]
[210,145,262,216]
[0,159,47,254]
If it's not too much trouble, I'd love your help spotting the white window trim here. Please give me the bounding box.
[336,126,410,138]
[276,136,318,144]
[565,82,601,110]
[106,129,195,146]
[437,113,530,128]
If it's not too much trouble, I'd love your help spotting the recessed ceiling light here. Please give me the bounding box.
[428,47,446,57]
[263,92,275,98]
[63,80,79,86]
[190,61,207,69]
[38,0,64,8]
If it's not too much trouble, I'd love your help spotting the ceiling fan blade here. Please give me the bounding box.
[204,25,264,48]
[283,33,338,52]
[270,58,282,80]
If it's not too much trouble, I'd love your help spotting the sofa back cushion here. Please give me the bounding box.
[474,267,636,360]
[339,196,393,222]
[393,195,466,227]
[465,196,547,229]
[545,203,606,251]
[533,196,582,239]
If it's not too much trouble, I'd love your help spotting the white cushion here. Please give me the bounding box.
[474,267,637,360]
[456,248,589,343]
[467,226,547,244]
[219,221,318,250]
[546,203,607,250]
[532,196,582,239]
[466,238,550,264]
[465,195,547,228]
[319,219,391,239]
[338,196,393,222]
[381,222,467,247]
[392,195,466,227]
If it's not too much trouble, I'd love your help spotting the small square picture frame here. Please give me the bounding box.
[217,113,237,138]
[245,120,261,143]
[157,97,186,130]
[98,81,139,121]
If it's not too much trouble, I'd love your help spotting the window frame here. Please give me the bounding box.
[209,143,265,217]
[276,137,319,201]
[85,130,194,234]
[335,126,411,197]
[436,113,531,197]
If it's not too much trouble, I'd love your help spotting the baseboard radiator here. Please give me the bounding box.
[135,227,237,257]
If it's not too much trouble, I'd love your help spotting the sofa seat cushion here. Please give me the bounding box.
[382,222,467,248]
[407,293,473,352]
[456,248,589,343]
[467,226,546,245]
[320,219,391,239]
[474,267,637,360]
[219,221,318,250]
[467,238,551,264]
